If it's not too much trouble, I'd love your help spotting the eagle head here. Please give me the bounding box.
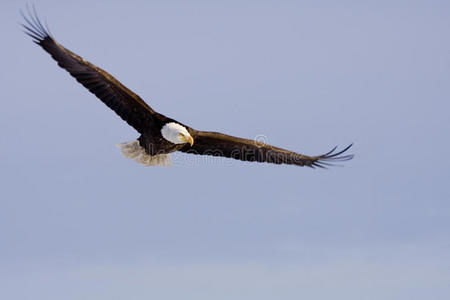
[161,122,194,146]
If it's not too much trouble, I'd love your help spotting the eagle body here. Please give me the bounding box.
[22,8,353,168]
[139,120,188,155]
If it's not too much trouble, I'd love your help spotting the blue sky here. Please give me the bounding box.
[1,1,450,299]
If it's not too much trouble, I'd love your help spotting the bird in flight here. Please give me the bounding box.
[21,8,353,168]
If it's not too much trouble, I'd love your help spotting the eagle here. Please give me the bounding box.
[21,8,353,168]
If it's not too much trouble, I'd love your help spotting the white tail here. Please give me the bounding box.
[116,140,172,167]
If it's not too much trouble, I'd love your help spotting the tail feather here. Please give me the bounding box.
[116,140,172,167]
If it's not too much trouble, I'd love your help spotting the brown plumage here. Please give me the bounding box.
[179,132,353,168]
[22,7,353,168]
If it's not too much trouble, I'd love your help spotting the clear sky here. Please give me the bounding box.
[1,0,450,299]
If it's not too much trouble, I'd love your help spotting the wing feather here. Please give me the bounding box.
[181,131,353,168]
[21,7,157,134]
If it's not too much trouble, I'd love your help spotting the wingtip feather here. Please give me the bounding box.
[312,143,354,168]
[20,4,52,43]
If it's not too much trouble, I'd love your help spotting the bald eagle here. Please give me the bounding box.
[21,9,353,168]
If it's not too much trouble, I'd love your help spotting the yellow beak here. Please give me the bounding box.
[182,135,194,146]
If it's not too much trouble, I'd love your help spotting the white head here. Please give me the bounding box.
[161,122,194,146]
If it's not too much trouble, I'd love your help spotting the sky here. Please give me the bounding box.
[1,0,450,299]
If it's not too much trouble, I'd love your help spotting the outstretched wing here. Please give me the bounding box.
[21,7,157,134]
[180,131,353,168]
